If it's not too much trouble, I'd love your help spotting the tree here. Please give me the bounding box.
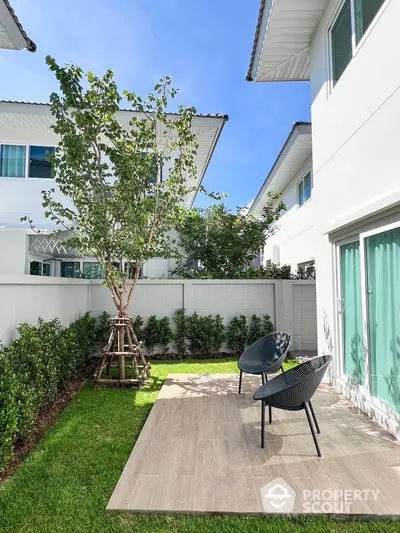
[25,57,216,382]
[174,192,285,278]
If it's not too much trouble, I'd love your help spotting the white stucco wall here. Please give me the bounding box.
[310,0,400,436]
[0,277,317,351]
[263,158,316,269]
[90,279,317,351]
[0,124,70,227]
[0,229,29,274]
[0,275,90,345]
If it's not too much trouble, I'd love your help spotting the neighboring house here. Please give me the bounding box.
[0,101,227,278]
[247,0,400,439]
[0,0,36,51]
[249,122,314,270]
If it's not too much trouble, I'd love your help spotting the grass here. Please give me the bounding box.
[0,358,397,533]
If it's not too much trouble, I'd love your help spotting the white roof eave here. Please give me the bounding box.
[249,123,312,216]
[247,0,329,82]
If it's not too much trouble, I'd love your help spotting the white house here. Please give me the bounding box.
[248,121,315,270]
[0,0,36,52]
[247,0,400,439]
[0,101,227,278]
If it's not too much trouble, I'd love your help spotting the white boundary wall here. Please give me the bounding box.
[0,275,90,345]
[0,277,317,351]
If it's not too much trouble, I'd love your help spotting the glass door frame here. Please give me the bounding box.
[335,234,368,397]
[335,219,400,421]
[360,219,400,417]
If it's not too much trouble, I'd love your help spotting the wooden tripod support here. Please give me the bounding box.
[95,315,150,386]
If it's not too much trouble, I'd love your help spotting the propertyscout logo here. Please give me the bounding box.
[260,478,380,513]
[260,478,296,513]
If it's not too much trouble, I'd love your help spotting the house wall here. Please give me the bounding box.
[263,157,316,269]
[0,116,178,278]
[0,229,28,274]
[0,275,318,352]
[310,0,400,436]
[0,125,69,227]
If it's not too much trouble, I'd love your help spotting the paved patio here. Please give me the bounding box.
[108,373,400,516]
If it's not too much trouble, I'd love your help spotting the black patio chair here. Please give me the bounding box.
[238,332,291,423]
[253,355,332,456]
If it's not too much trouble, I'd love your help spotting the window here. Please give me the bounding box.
[125,261,142,279]
[331,0,352,85]
[298,170,312,207]
[330,0,385,85]
[83,262,104,279]
[0,144,55,178]
[0,145,26,177]
[61,261,81,278]
[355,0,385,44]
[30,259,52,276]
[29,146,55,178]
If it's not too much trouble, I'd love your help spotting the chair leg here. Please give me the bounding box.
[262,373,265,385]
[280,365,284,373]
[238,370,243,394]
[261,401,265,448]
[305,401,321,457]
[308,400,320,434]
[263,374,272,423]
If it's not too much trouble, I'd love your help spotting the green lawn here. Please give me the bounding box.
[0,359,397,533]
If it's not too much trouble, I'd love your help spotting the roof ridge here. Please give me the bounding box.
[0,100,228,120]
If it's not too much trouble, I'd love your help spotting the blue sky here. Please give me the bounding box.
[1,0,311,210]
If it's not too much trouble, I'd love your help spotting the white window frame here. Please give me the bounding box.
[334,218,400,421]
[297,168,312,208]
[327,0,389,92]
[0,141,56,180]
[29,256,54,276]
[59,258,143,279]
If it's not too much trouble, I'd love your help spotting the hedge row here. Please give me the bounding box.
[98,309,274,358]
[0,312,97,471]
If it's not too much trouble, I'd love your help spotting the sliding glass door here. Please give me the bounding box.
[340,242,364,384]
[365,227,400,413]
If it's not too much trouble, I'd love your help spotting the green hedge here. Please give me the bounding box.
[99,309,274,358]
[0,312,97,471]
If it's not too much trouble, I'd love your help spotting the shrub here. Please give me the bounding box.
[143,315,159,354]
[226,315,247,355]
[96,311,110,344]
[133,315,145,342]
[173,308,187,356]
[158,317,173,355]
[248,314,264,346]
[0,313,97,471]
[211,314,225,353]
[295,264,316,280]
[186,312,203,355]
[263,314,274,336]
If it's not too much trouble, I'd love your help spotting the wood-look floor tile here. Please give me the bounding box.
[172,475,195,511]
[108,374,400,516]
[107,439,152,510]
[150,439,183,510]
[127,475,158,510]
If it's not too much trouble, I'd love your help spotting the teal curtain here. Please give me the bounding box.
[366,227,400,413]
[0,145,26,177]
[341,242,364,384]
